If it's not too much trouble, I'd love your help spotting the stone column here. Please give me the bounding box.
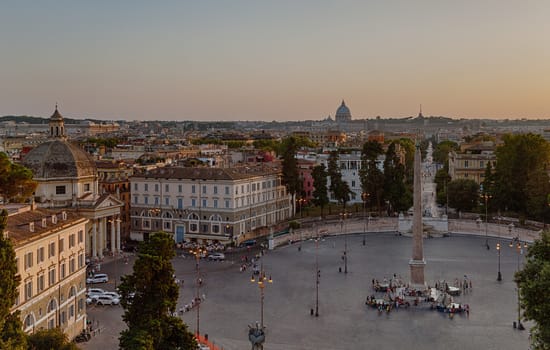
[116,218,121,252]
[111,217,116,254]
[409,142,426,287]
[98,217,106,258]
[92,220,97,258]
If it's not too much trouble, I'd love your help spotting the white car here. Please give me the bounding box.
[95,294,120,305]
[87,274,109,284]
[87,288,106,302]
[102,291,121,299]
[207,253,225,261]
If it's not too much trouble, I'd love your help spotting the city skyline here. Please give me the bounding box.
[1,1,549,122]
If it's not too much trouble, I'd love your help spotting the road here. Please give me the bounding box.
[81,232,532,350]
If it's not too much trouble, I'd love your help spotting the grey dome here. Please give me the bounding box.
[335,100,351,121]
[23,140,96,179]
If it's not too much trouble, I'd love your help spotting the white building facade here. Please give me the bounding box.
[130,166,292,245]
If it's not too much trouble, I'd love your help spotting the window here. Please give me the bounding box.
[190,223,198,232]
[134,183,138,191]
[59,238,64,254]
[78,298,84,313]
[37,274,45,293]
[48,242,56,258]
[155,197,159,205]
[480,160,484,168]
[225,200,230,208]
[191,199,196,207]
[178,198,183,209]
[78,230,83,243]
[155,184,159,192]
[178,184,182,193]
[55,186,66,195]
[37,247,44,263]
[202,185,207,194]
[69,234,75,248]
[60,311,66,324]
[165,184,169,192]
[165,197,169,206]
[202,199,207,208]
[84,183,90,192]
[213,186,218,194]
[164,221,171,230]
[78,253,84,268]
[60,263,66,279]
[202,224,208,233]
[134,196,139,204]
[144,197,149,205]
[69,257,75,274]
[351,180,356,187]
[464,160,469,168]
[144,184,148,191]
[69,305,75,319]
[49,268,56,286]
[212,225,220,233]
[25,280,33,300]
[213,199,218,208]
[225,186,229,195]
[191,185,196,194]
[25,252,33,269]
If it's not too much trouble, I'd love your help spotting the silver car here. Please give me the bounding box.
[95,294,120,305]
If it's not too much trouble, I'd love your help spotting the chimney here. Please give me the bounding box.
[29,222,34,232]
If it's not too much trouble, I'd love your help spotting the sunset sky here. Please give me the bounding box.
[1,1,549,121]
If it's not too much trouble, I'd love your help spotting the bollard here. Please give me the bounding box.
[339,267,342,273]
[513,321,517,329]
[310,308,314,315]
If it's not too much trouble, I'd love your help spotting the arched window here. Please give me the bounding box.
[209,214,222,222]
[24,314,34,328]
[47,299,57,313]
[188,213,199,220]
[69,286,76,298]
[163,212,173,219]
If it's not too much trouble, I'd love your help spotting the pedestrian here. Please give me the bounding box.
[469,280,472,289]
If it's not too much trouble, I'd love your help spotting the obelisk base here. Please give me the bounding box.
[409,259,426,288]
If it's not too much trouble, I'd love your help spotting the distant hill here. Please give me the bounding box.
[0,115,103,124]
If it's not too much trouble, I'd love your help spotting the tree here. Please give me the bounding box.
[360,141,385,215]
[515,231,550,349]
[26,328,78,350]
[493,133,550,216]
[311,164,329,218]
[383,142,412,214]
[0,153,37,204]
[280,137,300,213]
[118,232,196,350]
[434,167,451,208]
[0,209,27,350]
[327,151,351,209]
[432,140,459,166]
[447,179,479,214]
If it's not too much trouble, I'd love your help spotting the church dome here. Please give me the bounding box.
[335,100,352,121]
[22,140,97,179]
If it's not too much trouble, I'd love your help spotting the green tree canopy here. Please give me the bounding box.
[447,179,479,214]
[0,209,27,350]
[311,164,329,218]
[0,153,37,204]
[118,232,196,350]
[515,231,550,349]
[280,137,300,212]
[327,151,351,208]
[360,141,385,214]
[383,142,411,214]
[26,328,78,350]
[493,133,550,216]
[432,140,459,166]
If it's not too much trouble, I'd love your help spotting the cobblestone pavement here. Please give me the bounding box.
[81,232,532,350]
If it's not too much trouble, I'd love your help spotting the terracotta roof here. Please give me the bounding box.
[5,208,87,246]
[134,165,281,181]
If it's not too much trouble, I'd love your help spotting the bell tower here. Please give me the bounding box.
[49,104,66,139]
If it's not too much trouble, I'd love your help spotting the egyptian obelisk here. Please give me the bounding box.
[409,141,426,286]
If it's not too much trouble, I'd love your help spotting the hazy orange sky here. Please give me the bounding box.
[1,1,549,121]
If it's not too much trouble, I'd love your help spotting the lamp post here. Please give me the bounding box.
[190,246,207,336]
[361,192,369,246]
[480,193,491,250]
[315,225,320,317]
[509,233,527,331]
[496,242,502,281]
[340,212,349,274]
[250,264,272,329]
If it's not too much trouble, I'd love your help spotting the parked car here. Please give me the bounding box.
[87,288,106,301]
[95,294,120,305]
[87,274,109,284]
[102,291,121,300]
[207,253,225,261]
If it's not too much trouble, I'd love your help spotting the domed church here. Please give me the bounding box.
[335,100,352,122]
[22,106,123,258]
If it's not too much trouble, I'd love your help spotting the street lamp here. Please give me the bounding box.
[361,192,370,246]
[340,212,350,274]
[190,246,207,336]
[314,225,320,317]
[480,193,492,250]
[496,242,502,281]
[509,233,527,331]
[250,265,272,329]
